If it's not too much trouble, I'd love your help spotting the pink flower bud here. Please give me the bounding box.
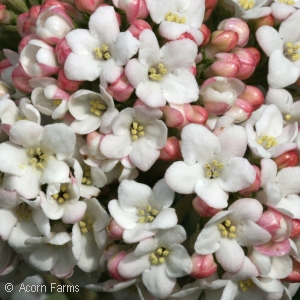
[107,251,128,281]
[11,65,33,94]
[0,4,11,24]
[159,136,182,161]
[290,219,300,239]
[273,150,299,170]
[113,0,148,23]
[57,69,82,92]
[218,18,250,47]
[128,19,152,39]
[204,52,241,78]
[239,85,264,111]
[204,0,217,21]
[192,196,221,217]
[204,30,239,58]
[55,38,71,65]
[248,14,274,31]
[104,243,122,261]
[199,23,211,47]
[257,209,291,242]
[224,98,253,123]
[41,0,65,11]
[106,72,134,102]
[18,33,38,53]
[247,47,260,66]
[190,253,217,279]
[74,0,105,14]
[238,165,261,197]
[107,218,124,240]
[232,47,257,80]
[0,59,12,76]
[285,258,300,283]
[162,104,207,129]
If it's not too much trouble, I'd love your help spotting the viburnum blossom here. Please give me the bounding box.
[64,6,140,85]
[165,123,256,208]
[125,29,199,107]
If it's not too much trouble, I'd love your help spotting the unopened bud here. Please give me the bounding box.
[273,150,299,170]
[232,47,257,80]
[290,218,300,239]
[190,253,217,279]
[159,137,182,161]
[239,85,264,111]
[248,14,274,31]
[107,251,128,281]
[204,0,217,21]
[224,98,253,123]
[238,165,260,197]
[128,19,152,39]
[284,257,300,283]
[192,196,220,217]
[107,218,124,240]
[199,23,210,47]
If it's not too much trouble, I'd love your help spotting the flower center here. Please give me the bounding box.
[285,42,300,61]
[52,184,70,204]
[82,165,92,185]
[137,205,158,223]
[218,219,236,238]
[17,115,28,121]
[238,0,254,9]
[95,44,111,60]
[16,203,32,221]
[165,12,186,24]
[89,100,107,116]
[279,0,296,5]
[257,135,277,148]
[28,148,48,170]
[239,279,254,292]
[148,63,167,81]
[79,213,93,234]
[53,99,62,106]
[205,160,224,178]
[131,122,145,141]
[150,247,170,265]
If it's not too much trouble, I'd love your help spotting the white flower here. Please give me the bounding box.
[125,29,199,107]
[100,104,167,171]
[64,6,140,85]
[194,198,271,273]
[256,10,300,88]
[245,104,298,158]
[108,179,177,243]
[145,0,205,45]
[165,124,255,208]
[271,0,300,21]
[118,225,192,299]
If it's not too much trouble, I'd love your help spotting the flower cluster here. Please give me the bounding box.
[1,0,300,299]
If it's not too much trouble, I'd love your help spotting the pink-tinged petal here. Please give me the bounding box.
[142,264,176,299]
[41,123,76,159]
[0,209,18,240]
[229,198,263,223]
[145,208,177,230]
[268,50,300,89]
[9,120,42,148]
[277,167,300,197]
[268,255,292,279]
[219,157,256,192]
[166,244,192,278]
[260,158,277,186]
[123,223,157,243]
[130,140,160,171]
[64,53,101,81]
[118,252,151,278]
[62,201,86,224]
[256,26,283,57]
[51,246,75,278]
[216,238,244,273]
[138,29,160,67]
[152,179,174,209]
[118,180,153,211]
[29,244,58,271]
[100,134,132,159]
[134,238,157,256]
[108,200,139,230]
[136,81,166,107]
[180,124,220,165]
[40,157,70,184]
[89,6,119,42]
[194,225,221,255]
[160,70,199,105]
[0,142,28,176]
[237,220,271,246]
[254,239,291,257]
[195,179,229,209]
[256,104,283,137]
[165,161,202,194]
[112,31,140,66]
